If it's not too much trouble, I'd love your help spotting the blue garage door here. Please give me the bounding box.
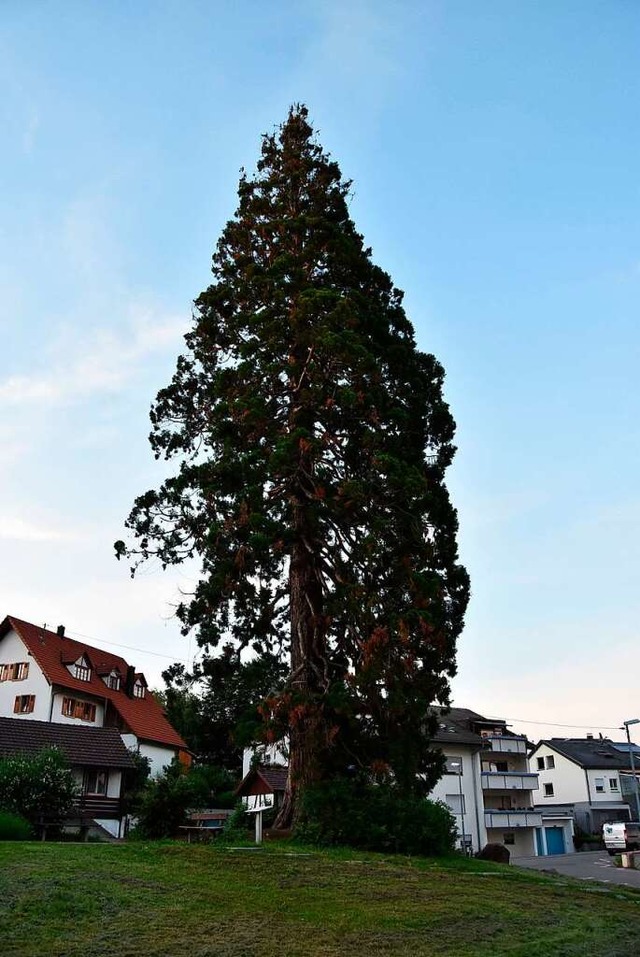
[545,826,566,854]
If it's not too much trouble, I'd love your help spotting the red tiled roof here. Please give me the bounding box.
[1,616,188,752]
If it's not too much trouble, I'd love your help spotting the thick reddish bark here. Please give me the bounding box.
[273,501,327,828]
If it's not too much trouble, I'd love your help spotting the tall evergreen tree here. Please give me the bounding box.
[116,106,469,826]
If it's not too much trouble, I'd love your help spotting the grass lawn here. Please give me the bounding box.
[1,841,639,957]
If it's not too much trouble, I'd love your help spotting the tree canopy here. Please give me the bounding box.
[116,105,469,825]
[157,650,287,770]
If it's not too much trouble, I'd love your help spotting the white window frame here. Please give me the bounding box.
[84,769,109,796]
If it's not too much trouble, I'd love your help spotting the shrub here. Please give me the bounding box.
[217,803,251,845]
[129,759,240,839]
[295,778,457,856]
[129,762,196,838]
[0,748,78,826]
[0,810,34,841]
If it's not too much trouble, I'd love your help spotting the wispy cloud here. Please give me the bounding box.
[0,307,188,407]
[0,515,77,543]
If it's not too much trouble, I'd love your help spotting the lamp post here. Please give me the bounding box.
[450,760,468,855]
[623,719,640,822]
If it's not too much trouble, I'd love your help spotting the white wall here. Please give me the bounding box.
[530,746,587,805]
[71,767,123,798]
[139,741,178,777]
[585,768,624,803]
[429,747,487,854]
[51,690,106,727]
[0,628,52,720]
[486,826,535,857]
[242,742,288,778]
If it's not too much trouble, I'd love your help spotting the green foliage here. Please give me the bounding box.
[117,105,469,819]
[0,810,34,840]
[157,650,287,771]
[0,748,78,826]
[129,761,194,839]
[295,777,457,856]
[216,802,251,845]
[185,763,237,808]
[121,749,151,815]
[129,760,237,838]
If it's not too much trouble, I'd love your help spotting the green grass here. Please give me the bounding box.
[1,841,639,956]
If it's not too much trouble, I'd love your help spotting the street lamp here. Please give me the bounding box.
[450,760,468,855]
[623,719,640,822]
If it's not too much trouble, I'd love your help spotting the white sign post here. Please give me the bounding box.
[243,793,274,844]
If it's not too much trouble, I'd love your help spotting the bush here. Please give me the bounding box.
[0,748,78,826]
[295,778,457,856]
[0,810,34,841]
[217,803,251,845]
[128,760,239,839]
[129,762,195,838]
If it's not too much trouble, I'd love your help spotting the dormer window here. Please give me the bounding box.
[103,671,121,691]
[133,679,146,699]
[67,654,92,682]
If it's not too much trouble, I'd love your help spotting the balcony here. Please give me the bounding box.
[484,809,542,829]
[481,735,527,755]
[71,795,123,820]
[482,772,539,792]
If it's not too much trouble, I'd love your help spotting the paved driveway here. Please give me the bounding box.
[515,850,640,889]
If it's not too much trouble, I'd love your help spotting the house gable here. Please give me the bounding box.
[0,615,188,755]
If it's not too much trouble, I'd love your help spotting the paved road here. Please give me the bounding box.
[515,850,640,888]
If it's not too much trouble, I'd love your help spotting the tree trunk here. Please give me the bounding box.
[273,501,326,829]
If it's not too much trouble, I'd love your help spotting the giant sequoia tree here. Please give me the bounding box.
[117,106,469,826]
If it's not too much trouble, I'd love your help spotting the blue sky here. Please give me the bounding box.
[2,1,639,743]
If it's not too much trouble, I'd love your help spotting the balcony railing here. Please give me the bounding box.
[484,809,542,829]
[71,795,123,820]
[481,772,539,792]
[481,735,528,755]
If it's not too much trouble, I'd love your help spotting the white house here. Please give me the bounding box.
[242,707,541,859]
[431,708,540,859]
[0,715,137,837]
[0,615,190,779]
[529,737,640,839]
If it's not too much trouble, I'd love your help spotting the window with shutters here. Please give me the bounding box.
[13,694,35,714]
[61,697,96,722]
[0,662,30,681]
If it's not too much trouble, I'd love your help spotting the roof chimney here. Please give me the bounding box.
[56,625,65,638]
[125,665,136,697]
[586,733,594,740]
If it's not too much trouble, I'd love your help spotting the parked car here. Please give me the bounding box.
[602,821,640,855]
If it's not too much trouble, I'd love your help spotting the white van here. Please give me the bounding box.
[602,821,640,855]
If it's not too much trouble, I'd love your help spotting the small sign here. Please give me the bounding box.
[244,793,274,814]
